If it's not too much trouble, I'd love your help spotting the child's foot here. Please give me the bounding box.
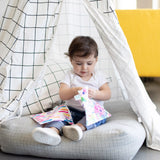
[32,127,61,146]
[62,125,83,141]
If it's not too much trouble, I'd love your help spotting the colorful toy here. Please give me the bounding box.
[74,87,111,127]
[31,105,73,125]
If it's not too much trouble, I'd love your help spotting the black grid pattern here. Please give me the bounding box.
[0,0,61,111]
[0,0,126,118]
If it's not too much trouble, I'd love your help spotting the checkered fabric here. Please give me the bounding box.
[0,0,126,120]
[0,0,160,151]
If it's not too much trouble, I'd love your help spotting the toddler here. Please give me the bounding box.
[32,36,111,146]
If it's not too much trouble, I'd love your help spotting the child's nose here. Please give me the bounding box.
[82,64,87,70]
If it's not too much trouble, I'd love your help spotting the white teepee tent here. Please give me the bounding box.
[0,0,160,151]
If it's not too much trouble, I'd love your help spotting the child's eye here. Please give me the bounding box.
[76,63,82,65]
[87,63,92,65]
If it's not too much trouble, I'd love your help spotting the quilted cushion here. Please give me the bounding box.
[0,100,146,160]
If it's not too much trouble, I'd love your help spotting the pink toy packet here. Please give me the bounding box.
[31,104,73,125]
[74,87,111,126]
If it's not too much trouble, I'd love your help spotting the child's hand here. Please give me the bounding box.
[73,87,83,96]
[88,88,97,99]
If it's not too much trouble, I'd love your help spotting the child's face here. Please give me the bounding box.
[70,54,98,79]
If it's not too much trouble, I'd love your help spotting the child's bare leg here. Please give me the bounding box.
[50,127,60,134]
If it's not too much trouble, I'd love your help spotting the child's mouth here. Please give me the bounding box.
[80,71,86,74]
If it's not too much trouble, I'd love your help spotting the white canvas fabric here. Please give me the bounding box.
[82,0,160,151]
[0,0,160,151]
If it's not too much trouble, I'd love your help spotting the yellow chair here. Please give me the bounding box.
[116,9,160,77]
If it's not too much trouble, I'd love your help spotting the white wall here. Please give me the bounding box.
[152,0,160,9]
[113,0,160,9]
[113,0,137,9]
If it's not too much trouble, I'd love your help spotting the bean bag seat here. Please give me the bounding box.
[0,100,146,160]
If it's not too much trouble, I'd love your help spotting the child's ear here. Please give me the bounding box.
[96,57,98,62]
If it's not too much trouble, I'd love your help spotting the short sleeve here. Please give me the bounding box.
[96,70,110,88]
[60,70,72,87]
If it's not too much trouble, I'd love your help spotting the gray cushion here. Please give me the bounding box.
[0,101,146,160]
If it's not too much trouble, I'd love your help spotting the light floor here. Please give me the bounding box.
[134,77,160,160]
[145,78,160,112]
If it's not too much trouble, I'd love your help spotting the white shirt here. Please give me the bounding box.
[60,70,109,111]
